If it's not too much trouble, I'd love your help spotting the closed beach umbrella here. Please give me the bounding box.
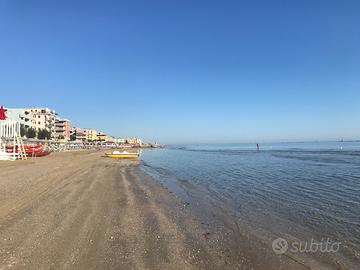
[0,106,6,120]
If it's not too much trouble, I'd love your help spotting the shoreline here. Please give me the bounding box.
[0,151,326,269]
[141,165,356,270]
[140,148,359,270]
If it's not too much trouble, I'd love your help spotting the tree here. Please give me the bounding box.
[37,129,51,140]
[70,134,76,141]
[20,125,26,137]
[26,128,37,139]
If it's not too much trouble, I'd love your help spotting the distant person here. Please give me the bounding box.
[256,143,260,151]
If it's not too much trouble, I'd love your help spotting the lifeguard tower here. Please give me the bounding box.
[0,106,27,161]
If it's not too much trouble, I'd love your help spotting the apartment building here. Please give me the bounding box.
[126,137,142,146]
[97,132,114,142]
[28,108,57,139]
[85,129,98,141]
[55,119,71,140]
[114,138,126,144]
[73,127,87,141]
[4,108,34,129]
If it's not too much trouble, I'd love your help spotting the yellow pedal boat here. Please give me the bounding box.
[105,151,140,159]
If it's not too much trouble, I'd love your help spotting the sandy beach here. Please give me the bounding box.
[0,151,309,270]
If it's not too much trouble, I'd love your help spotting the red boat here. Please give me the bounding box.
[6,144,51,157]
[29,151,51,157]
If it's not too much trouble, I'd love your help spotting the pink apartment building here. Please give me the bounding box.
[55,119,71,140]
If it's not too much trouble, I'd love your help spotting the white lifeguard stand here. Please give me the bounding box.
[0,120,27,161]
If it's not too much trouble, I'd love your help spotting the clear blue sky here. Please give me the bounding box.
[0,0,359,143]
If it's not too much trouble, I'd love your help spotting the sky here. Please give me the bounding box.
[0,0,359,143]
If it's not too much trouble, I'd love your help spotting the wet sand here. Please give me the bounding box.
[0,151,308,269]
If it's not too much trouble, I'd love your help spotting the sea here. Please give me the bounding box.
[140,141,360,267]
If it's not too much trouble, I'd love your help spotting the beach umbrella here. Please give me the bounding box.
[0,106,6,120]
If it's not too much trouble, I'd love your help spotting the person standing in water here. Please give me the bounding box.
[256,143,260,151]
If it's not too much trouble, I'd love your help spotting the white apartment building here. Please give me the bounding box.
[114,138,126,144]
[126,137,142,146]
[4,108,34,129]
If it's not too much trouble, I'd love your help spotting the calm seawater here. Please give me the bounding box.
[140,142,360,262]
